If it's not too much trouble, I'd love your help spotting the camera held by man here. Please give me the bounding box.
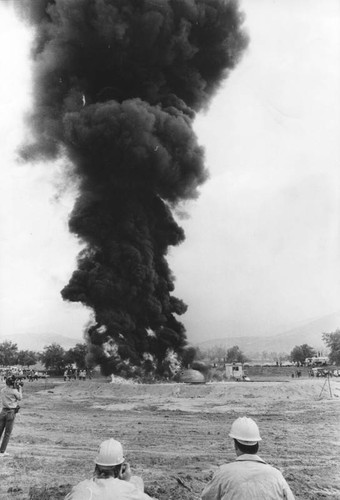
[9,376,24,392]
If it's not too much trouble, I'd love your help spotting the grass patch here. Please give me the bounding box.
[28,484,72,500]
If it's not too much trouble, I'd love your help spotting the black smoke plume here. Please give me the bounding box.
[17,0,248,376]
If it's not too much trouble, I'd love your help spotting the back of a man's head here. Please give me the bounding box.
[94,438,125,479]
[234,439,259,455]
[229,416,262,454]
[94,463,122,479]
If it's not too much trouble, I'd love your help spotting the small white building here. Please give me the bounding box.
[225,363,244,381]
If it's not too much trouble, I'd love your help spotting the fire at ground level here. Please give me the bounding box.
[1,376,339,500]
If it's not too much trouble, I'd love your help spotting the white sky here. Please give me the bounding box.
[0,0,339,344]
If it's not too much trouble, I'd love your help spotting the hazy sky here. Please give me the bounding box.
[0,0,339,345]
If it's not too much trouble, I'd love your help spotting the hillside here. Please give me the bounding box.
[196,311,340,356]
[1,311,339,356]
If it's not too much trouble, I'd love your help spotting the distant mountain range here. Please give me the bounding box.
[1,311,339,356]
[0,332,82,352]
[196,311,340,356]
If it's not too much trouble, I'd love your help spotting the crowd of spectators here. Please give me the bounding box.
[63,367,93,381]
[0,367,48,382]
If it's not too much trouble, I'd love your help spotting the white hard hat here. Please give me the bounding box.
[229,417,262,445]
[95,439,125,466]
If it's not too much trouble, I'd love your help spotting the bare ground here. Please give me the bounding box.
[1,377,339,499]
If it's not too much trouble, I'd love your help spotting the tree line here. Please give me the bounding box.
[188,330,340,366]
[1,329,339,376]
[0,341,89,374]
[288,332,340,365]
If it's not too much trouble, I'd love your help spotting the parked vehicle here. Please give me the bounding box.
[311,367,332,377]
[305,356,329,366]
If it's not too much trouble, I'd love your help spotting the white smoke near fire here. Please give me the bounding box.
[102,339,119,358]
[163,349,181,377]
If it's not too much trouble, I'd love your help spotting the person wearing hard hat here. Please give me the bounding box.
[64,438,156,499]
[200,416,295,500]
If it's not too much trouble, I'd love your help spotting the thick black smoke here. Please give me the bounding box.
[18,0,248,376]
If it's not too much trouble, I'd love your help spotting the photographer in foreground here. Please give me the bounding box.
[65,438,156,499]
[0,375,23,457]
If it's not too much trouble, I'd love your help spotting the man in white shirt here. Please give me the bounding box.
[0,375,23,457]
[65,438,156,500]
[201,416,295,500]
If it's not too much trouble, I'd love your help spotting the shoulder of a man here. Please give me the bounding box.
[263,464,295,497]
[201,462,238,499]
[1,386,10,398]
[103,478,154,499]
[65,478,154,500]
[65,479,94,500]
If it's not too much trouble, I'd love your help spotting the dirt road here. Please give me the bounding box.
[1,377,339,499]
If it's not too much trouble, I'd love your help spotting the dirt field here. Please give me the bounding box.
[1,375,339,499]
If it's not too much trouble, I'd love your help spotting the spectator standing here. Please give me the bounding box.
[0,375,23,457]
